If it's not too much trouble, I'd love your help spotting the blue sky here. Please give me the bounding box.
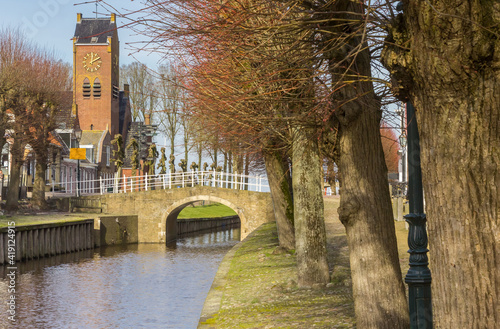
[0,0,162,68]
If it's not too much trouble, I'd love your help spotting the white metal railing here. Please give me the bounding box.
[46,170,269,196]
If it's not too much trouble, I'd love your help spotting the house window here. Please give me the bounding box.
[93,78,101,98]
[83,78,91,98]
[106,145,110,166]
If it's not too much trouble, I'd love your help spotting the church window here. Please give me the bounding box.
[83,78,91,98]
[93,78,101,98]
[112,85,119,99]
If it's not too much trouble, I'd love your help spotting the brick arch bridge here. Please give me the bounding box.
[76,186,274,243]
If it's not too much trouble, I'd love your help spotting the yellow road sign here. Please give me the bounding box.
[70,148,86,160]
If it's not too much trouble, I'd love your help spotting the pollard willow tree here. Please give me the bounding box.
[156,64,184,157]
[382,0,499,327]
[121,62,157,122]
[185,48,298,251]
[0,29,28,210]
[0,29,71,210]
[311,0,409,326]
[182,2,327,271]
[23,57,71,210]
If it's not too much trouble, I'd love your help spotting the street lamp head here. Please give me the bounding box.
[399,131,407,148]
[74,126,82,142]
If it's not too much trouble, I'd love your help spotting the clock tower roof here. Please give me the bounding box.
[74,13,117,45]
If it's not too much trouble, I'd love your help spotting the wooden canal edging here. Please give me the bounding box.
[0,219,95,264]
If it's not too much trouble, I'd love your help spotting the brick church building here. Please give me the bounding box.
[51,13,134,193]
[58,13,133,192]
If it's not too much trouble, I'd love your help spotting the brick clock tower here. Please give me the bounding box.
[72,13,121,138]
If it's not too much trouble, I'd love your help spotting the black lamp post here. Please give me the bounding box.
[399,130,407,196]
[74,127,82,197]
[405,102,432,328]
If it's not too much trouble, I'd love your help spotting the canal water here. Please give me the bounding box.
[0,227,240,329]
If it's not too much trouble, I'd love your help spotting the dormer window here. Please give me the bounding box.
[93,78,101,98]
[91,37,98,43]
[83,78,91,98]
[80,145,95,163]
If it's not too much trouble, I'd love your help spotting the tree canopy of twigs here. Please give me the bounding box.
[0,28,71,210]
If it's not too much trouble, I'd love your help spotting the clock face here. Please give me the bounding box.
[82,52,102,72]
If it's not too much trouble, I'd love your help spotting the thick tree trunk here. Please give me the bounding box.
[169,134,175,157]
[336,101,410,328]
[213,148,218,166]
[382,1,499,327]
[233,153,243,187]
[6,139,23,210]
[292,126,330,286]
[318,0,410,326]
[197,147,202,173]
[414,89,499,329]
[32,158,48,210]
[184,143,189,167]
[263,150,295,250]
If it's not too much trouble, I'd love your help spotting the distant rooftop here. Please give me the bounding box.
[81,130,106,146]
[74,13,117,44]
[53,91,75,130]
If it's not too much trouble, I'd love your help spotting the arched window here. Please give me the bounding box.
[83,78,91,98]
[93,78,101,98]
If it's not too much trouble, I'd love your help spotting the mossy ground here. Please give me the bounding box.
[202,196,411,328]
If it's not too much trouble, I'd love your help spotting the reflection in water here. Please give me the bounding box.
[0,227,240,329]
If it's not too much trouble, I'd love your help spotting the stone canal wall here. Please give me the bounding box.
[177,216,240,235]
[95,215,139,246]
[0,220,94,264]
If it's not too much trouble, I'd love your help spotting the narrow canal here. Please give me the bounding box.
[0,227,240,329]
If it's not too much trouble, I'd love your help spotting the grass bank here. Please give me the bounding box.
[200,196,411,328]
[0,213,93,229]
[178,203,237,219]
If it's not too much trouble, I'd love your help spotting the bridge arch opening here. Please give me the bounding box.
[161,195,245,242]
